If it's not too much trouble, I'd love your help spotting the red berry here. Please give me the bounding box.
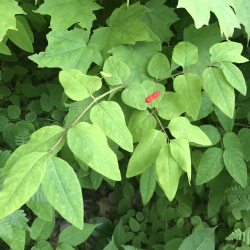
[145,96,154,103]
[152,91,160,99]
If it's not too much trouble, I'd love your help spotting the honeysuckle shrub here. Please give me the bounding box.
[0,0,250,249]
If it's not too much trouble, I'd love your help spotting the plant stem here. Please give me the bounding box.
[127,0,129,7]
[48,85,126,153]
[152,110,168,138]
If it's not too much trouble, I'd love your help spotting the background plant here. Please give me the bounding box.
[1,0,250,249]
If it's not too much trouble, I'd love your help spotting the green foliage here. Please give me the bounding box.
[1,0,250,249]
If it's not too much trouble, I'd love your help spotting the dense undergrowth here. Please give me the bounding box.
[1,0,250,249]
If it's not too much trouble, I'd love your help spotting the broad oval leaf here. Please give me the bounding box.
[156,92,185,120]
[103,56,130,86]
[147,53,171,80]
[67,122,121,181]
[121,83,148,110]
[30,215,55,241]
[210,42,248,63]
[168,117,212,146]
[59,69,101,101]
[128,110,157,143]
[126,129,166,178]
[173,74,202,120]
[3,126,65,175]
[196,147,224,185]
[202,67,234,118]
[170,139,191,182]
[90,101,133,152]
[42,156,84,229]
[0,152,47,219]
[156,144,182,201]
[221,62,247,95]
[223,148,247,188]
[223,132,243,153]
[172,41,198,68]
[59,224,99,246]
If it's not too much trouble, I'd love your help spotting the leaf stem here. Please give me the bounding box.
[48,85,126,153]
[152,109,168,139]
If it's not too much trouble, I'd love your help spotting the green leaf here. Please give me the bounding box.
[172,41,198,68]
[109,42,161,85]
[177,0,240,39]
[121,83,148,110]
[56,243,75,250]
[173,74,202,120]
[30,216,55,241]
[90,101,133,152]
[91,170,103,190]
[238,128,250,162]
[184,24,223,77]
[223,132,243,153]
[29,29,102,73]
[214,105,234,132]
[196,147,224,185]
[128,110,157,143]
[35,0,101,31]
[67,122,121,181]
[129,218,140,232]
[233,1,250,41]
[0,40,11,55]
[196,125,220,146]
[40,93,53,112]
[7,105,21,119]
[59,224,99,246]
[7,16,34,53]
[3,126,65,175]
[26,187,53,221]
[0,152,47,219]
[168,117,212,146]
[32,240,54,250]
[170,139,191,182]
[113,219,126,249]
[140,0,179,42]
[202,67,234,118]
[178,227,216,250]
[2,227,25,250]
[0,116,9,132]
[42,156,83,229]
[59,69,101,101]
[126,129,166,177]
[89,3,157,59]
[3,123,18,149]
[156,144,182,201]
[0,0,24,41]
[140,164,156,205]
[210,42,248,63]
[147,53,171,80]
[104,237,118,250]
[156,92,185,120]
[220,62,247,95]
[103,57,130,86]
[223,148,247,188]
